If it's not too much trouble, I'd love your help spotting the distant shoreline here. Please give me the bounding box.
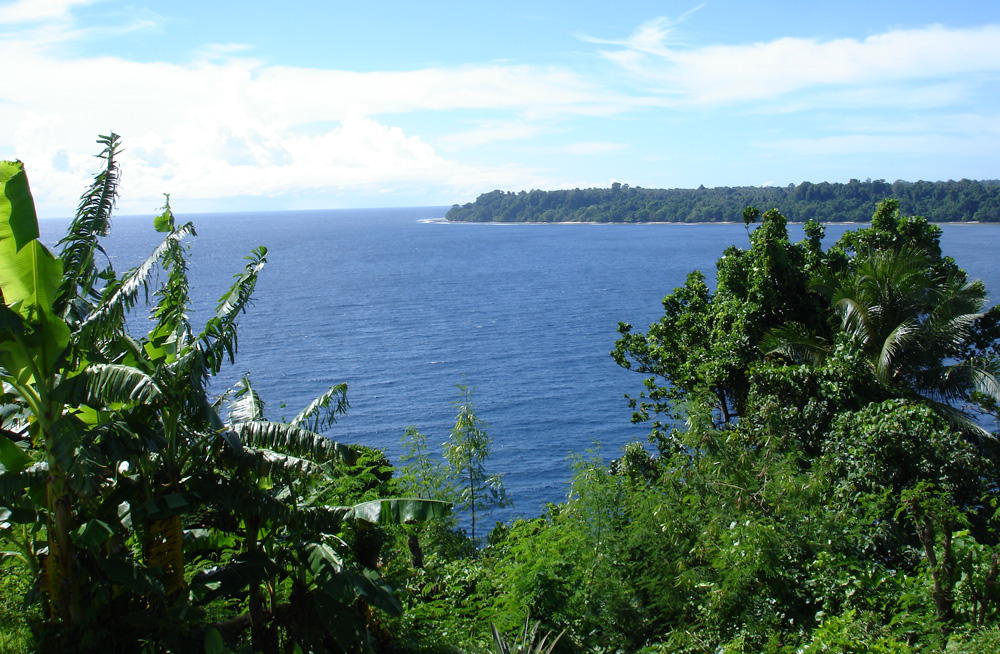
[443,219,992,226]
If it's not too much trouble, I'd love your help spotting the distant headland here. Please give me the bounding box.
[447,179,1000,223]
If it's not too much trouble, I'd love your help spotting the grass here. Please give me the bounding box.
[0,560,39,654]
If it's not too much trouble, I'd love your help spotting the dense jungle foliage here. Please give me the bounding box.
[5,137,1000,654]
[385,202,1000,653]
[446,178,1000,223]
[0,137,449,653]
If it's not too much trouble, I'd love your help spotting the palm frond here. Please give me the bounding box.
[971,366,1000,402]
[877,319,918,384]
[833,296,871,344]
[290,383,349,433]
[55,134,121,316]
[760,322,829,366]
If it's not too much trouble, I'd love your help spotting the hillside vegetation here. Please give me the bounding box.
[4,138,1000,653]
[447,178,1000,223]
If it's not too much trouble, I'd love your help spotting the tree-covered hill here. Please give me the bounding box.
[447,178,1000,223]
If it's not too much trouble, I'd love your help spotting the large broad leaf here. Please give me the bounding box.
[348,498,451,525]
[0,161,39,251]
[0,162,69,382]
[0,239,63,318]
[55,363,163,408]
[0,162,60,314]
[227,375,264,423]
[232,420,356,465]
[191,549,282,604]
[71,518,115,548]
[0,433,31,474]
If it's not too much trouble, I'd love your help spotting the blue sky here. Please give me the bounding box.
[3,0,999,216]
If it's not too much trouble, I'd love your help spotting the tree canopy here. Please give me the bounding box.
[447,179,1000,223]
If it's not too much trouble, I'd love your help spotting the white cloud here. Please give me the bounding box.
[0,23,627,213]
[592,21,1000,107]
[440,121,549,148]
[0,0,95,24]
[577,6,705,55]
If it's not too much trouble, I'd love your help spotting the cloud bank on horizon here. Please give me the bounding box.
[2,0,999,216]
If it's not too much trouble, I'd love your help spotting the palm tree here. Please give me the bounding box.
[764,245,998,430]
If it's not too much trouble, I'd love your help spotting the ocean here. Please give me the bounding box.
[37,208,1000,523]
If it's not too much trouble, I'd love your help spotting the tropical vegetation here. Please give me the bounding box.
[4,136,1000,653]
[0,135,448,653]
[447,178,1000,223]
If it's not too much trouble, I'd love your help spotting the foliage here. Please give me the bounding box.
[0,138,449,653]
[0,559,40,653]
[8,137,1000,654]
[491,615,565,654]
[447,178,1000,223]
[394,199,1000,654]
[442,385,509,543]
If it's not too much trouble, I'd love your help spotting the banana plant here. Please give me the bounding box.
[192,375,450,652]
[0,138,166,627]
[2,137,451,652]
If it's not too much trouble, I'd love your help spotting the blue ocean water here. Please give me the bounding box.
[36,210,1000,522]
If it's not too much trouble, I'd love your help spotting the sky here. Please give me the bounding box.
[3,0,1000,216]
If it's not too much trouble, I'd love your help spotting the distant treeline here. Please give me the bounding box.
[446,178,1000,223]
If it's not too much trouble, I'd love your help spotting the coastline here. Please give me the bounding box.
[442,219,990,226]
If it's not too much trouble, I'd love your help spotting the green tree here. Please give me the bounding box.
[443,385,509,543]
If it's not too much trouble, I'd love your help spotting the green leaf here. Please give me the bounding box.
[55,134,120,314]
[0,433,31,474]
[348,498,451,525]
[0,160,39,251]
[103,556,166,597]
[0,238,63,317]
[153,194,174,233]
[232,420,356,465]
[291,383,349,433]
[191,550,281,604]
[204,627,224,654]
[306,541,343,577]
[56,363,163,408]
[72,519,115,548]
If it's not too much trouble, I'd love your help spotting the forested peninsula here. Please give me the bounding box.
[447,178,1000,223]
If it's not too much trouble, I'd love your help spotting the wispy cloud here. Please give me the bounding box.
[589,20,1000,108]
[0,0,95,24]
[762,132,1000,158]
[440,121,550,149]
[577,5,705,55]
[563,142,626,156]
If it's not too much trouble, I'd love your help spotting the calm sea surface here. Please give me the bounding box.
[37,209,1000,523]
